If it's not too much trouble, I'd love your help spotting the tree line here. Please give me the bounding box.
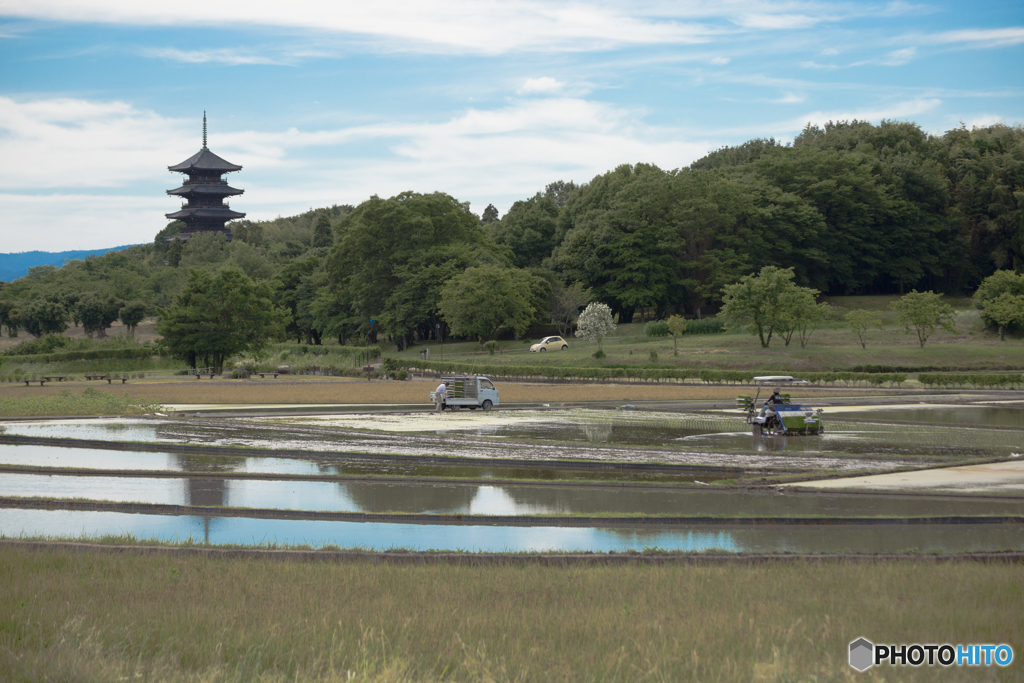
[0,120,1021,363]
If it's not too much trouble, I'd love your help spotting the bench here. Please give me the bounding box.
[42,375,68,382]
[85,374,109,381]
[257,373,279,379]
[105,377,129,384]
[22,379,47,387]
[193,373,219,379]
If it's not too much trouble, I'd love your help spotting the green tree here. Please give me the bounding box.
[157,267,289,371]
[325,191,495,345]
[974,270,1024,328]
[575,302,616,353]
[76,296,123,339]
[719,266,800,348]
[982,293,1024,340]
[845,309,883,349]
[312,215,334,248]
[20,300,69,338]
[0,300,21,337]
[438,265,536,343]
[667,315,687,356]
[488,194,559,269]
[480,204,499,224]
[179,232,230,269]
[118,301,147,338]
[167,238,184,268]
[774,287,829,348]
[889,290,957,347]
[544,180,579,208]
[550,281,591,337]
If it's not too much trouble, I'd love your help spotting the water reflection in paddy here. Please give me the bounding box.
[5,472,1024,517]
[3,509,1021,554]
[5,410,1022,459]
[0,446,722,485]
[832,405,1024,428]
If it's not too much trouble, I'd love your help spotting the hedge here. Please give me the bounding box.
[918,373,1024,389]
[644,318,726,337]
[697,369,907,387]
[383,358,696,382]
[3,347,157,363]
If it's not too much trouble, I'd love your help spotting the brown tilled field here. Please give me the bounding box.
[0,376,865,406]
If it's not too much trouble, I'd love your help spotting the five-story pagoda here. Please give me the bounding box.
[166,113,245,239]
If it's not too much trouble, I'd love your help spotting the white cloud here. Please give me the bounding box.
[924,27,1024,48]
[962,114,1007,129]
[880,46,916,65]
[734,13,819,30]
[142,47,287,66]
[772,92,806,104]
[800,60,837,70]
[0,96,194,189]
[517,77,565,95]
[0,95,718,250]
[709,56,730,65]
[787,98,942,131]
[0,193,166,251]
[0,1,721,54]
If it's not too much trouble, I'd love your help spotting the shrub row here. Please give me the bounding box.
[269,343,381,359]
[697,369,907,387]
[3,347,157,363]
[918,373,1024,389]
[644,318,726,337]
[383,358,695,382]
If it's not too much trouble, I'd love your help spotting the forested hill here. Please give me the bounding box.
[0,246,138,283]
[0,121,1021,349]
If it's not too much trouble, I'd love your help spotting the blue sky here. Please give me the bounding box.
[1,0,1022,252]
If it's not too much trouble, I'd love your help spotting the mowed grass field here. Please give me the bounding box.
[0,375,865,408]
[1,546,1020,682]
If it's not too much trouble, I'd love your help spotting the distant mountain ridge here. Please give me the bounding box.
[0,245,138,283]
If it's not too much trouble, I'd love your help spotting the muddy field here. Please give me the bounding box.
[0,375,875,406]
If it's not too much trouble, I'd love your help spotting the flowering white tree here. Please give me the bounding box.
[575,302,616,353]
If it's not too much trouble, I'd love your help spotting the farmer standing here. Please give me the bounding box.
[434,381,448,412]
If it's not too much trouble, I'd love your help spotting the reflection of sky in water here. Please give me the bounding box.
[6,472,1024,517]
[4,509,1022,553]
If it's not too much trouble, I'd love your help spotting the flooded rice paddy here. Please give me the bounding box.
[2,401,1023,552]
[6,471,1024,517]
[3,508,1021,553]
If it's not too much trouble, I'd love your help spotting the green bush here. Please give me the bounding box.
[644,318,725,337]
[682,318,726,335]
[644,320,670,337]
[918,373,1023,389]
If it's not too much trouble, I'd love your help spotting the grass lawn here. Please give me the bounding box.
[1,545,1020,682]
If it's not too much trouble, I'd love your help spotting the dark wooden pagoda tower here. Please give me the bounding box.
[166,113,245,239]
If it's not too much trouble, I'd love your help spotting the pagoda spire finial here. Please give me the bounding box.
[202,111,208,150]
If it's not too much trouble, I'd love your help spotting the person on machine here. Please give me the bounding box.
[764,388,785,428]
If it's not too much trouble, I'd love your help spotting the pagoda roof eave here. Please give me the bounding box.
[167,185,245,197]
[168,148,243,173]
[165,208,246,220]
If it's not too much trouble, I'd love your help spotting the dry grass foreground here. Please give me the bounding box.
[0,376,863,407]
[1,546,1021,682]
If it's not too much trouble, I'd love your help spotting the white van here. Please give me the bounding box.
[430,375,499,411]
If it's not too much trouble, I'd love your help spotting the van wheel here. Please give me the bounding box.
[482,400,492,411]
[561,345,568,350]
[539,348,546,352]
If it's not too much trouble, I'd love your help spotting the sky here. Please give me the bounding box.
[0,0,1022,253]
